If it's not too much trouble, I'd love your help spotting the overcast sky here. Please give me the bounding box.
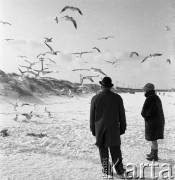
[0,0,175,89]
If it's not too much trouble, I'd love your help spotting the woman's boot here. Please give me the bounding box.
[146,148,153,157]
[146,149,158,161]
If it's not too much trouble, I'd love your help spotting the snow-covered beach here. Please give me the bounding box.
[0,92,175,180]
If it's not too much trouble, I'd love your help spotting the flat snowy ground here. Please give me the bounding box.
[0,92,175,180]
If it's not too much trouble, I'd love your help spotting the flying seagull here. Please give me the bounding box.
[130,52,139,58]
[72,68,90,71]
[45,42,61,55]
[55,16,59,24]
[98,36,114,40]
[72,51,94,58]
[91,68,107,76]
[60,6,83,15]
[62,15,77,29]
[141,53,162,63]
[92,47,101,53]
[105,59,120,66]
[0,21,12,25]
[166,59,171,64]
[44,37,52,43]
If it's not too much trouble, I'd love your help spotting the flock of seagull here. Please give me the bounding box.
[8,99,53,122]
[0,5,173,84]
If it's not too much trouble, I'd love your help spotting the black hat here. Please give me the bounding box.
[99,77,114,87]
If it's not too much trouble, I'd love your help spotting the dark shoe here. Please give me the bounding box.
[115,167,126,175]
[102,165,113,179]
[146,149,158,161]
[114,158,126,175]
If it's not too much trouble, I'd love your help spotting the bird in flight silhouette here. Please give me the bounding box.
[62,16,77,29]
[60,6,83,15]
[0,21,12,25]
[92,47,101,53]
[98,36,114,40]
[130,52,139,58]
[141,53,162,63]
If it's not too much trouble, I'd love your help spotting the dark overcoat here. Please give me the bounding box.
[90,89,126,147]
[141,90,165,141]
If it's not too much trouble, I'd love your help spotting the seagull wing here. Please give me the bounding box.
[105,61,112,64]
[19,65,29,68]
[24,60,30,64]
[152,53,162,57]
[36,53,44,58]
[72,68,90,71]
[44,52,52,55]
[75,7,83,15]
[113,59,121,64]
[98,37,105,40]
[99,70,107,76]
[18,68,26,74]
[141,56,149,63]
[93,47,101,53]
[87,77,94,82]
[47,58,56,64]
[72,52,81,55]
[82,51,93,54]
[6,22,12,25]
[45,42,53,52]
[60,6,70,13]
[166,59,171,64]
[130,52,139,57]
[70,18,77,29]
[107,36,114,39]
[92,68,107,75]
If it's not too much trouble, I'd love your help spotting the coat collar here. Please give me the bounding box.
[102,88,111,92]
[145,90,155,97]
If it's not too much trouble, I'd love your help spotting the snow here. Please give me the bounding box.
[0,92,175,180]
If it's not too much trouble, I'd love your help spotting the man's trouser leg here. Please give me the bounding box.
[109,146,125,175]
[99,146,112,176]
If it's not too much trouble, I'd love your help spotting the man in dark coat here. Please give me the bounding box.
[141,83,165,161]
[90,77,127,177]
